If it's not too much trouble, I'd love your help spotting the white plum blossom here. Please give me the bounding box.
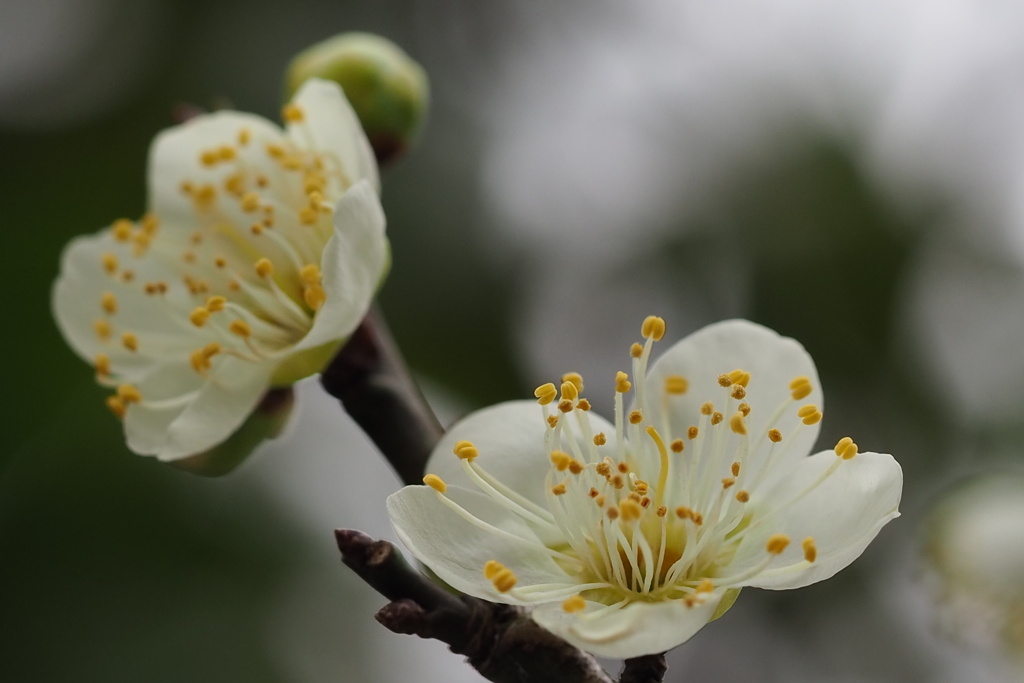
[388,319,903,658]
[52,78,388,461]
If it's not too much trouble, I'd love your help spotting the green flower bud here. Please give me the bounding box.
[286,32,429,164]
[170,387,295,477]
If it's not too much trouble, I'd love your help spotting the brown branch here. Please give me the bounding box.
[336,530,614,683]
[619,654,668,683]
[320,306,444,485]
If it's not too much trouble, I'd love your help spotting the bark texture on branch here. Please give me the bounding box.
[619,654,668,683]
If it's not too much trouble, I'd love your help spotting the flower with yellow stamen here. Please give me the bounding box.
[388,319,903,659]
[52,78,388,465]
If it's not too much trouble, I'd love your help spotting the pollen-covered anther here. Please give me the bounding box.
[768,428,783,443]
[700,402,714,416]
[665,375,688,394]
[557,399,573,413]
[550,450,572,472]
[106,395,126,419]
[671,439,684,453]
[615,371,632,393]
[547,415,559,428]
[688,426,699,440]
[711,411,724,426]
[588,487,600,498]
[551,483,567,496]
[596,462,611,477]
[229,319,251,337]
[240,192,261,213]
[101,252,118,275]
[736,490,750,503]
[121,270,134,283]
[453,440,478,461]
[559,380,579,402]
[94,319,112,340]
[190,348,212,373]
[560,372,583,393]
[797,404,822,425]
[423,474,446,493]
[641,315,666,341]
[117,384,142,404]
[790,375,812,400]
[94,354,111,376]
[568,460,584,475]
[766,534,791,555]
[491,567,517,593]
[255,258,274,278]
[606,506,620,520]
[562,595,587,613]
[834,437,858,460]
[593,432,607,446]
[619,498,643,522]
[722,477,735,489]
[628,410,643,425]
[731,385,746,400]
[112,218,133,242]
[121,332,138,351]
[717,373,733,387]
[630,343,643,359]
[696,578,715,594]
[282,103,305,123]
[611,475,625,489]
[738,402,751,417]
[729,411,747,435]
[731,462,741,477]
[577,399,591,411]
[534,382,557,405]
[100,292,117,315]
[299,207,319,225]
[802,537,818,563]
[304,284,326,310]
[728,369,751,387]
[190,307,211,327]
[617,462,630,474]
[205,296,226,313]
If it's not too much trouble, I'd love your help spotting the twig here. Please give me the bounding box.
[620,654,668,683]
[320,306,444,485]
[336,530,614,683]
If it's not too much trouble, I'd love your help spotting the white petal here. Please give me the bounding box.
[293,180,388,352]
[289,78,380,194]
[532,592,723,659]
[730,450,903,590]
[424,400,616,512]
[642,319,821,483]
[125,355,275,461]
[387,485,572,604]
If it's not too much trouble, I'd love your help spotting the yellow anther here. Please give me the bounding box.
[687,426,699,440]
[728,411,746,435]
[665,375,688,394]
[560,372,584,394]
[630,342,643,358]
[112,218,133,241]
[454,441,478,461]
[117,384,142,404]
[240,192,261,212]
[628,409,643,425]
[484,560,504,579]
[562,595,587,614]
[789,376,811,390]
[282,154,304,170]
[193,183,216,208]
[619,499,643,522]
[304,173,326,193]
[203,342,221,358]
[675,506,692,520]
[205,296,226,312]
[282,103,305,123]
[711,411,724,425]
[94,319,112,340]
[250,223,264,235]
[255,258,274,278]
[670,438,684,453]
[300,264,322,285]
[101,252,118,275]
[736,490,750,503]
[803,537,817,563]
[225,173,245,196]
[238,128,251,146]
[200,149,219,166]
[692,512,703,525]
[190,307,211,327]
[106,395,126,419]
[121,332,138,351]
[596,462,611,477]
[731,384,746,400]
[595,495,606,507]
[617,462,630,473]
[144,281,168,295]
[728,369,751,387]
[228,280,240,292]
[834,437,853,455]
[802,410,822,426]
[766,534,791,555]
[191,348,212,373]
[738,402,751,417]
[790,376,813,400]
[611,475,625,489]
[299,206,319,224]
[731,462,741,476]
[717,373,733,387]
[100,292,117,314]
[577,398,591,411]
[94,354,111,376]
[657,505,667,517]
[768,428,783,443]
[700,402,714,415]
[797,404,818,418]
[722,477,735,489]
[304,284,326,310]
[640,497,652,508]
[641,315,666,341]
[568,460,584,475]
[534,382,557,405]
[547,415,559,428]
[140,213,159,235]
[491,568,517,593]
[558,399,573,413]
[615,371,632,393]
[551,483,567,496]
[266,143,285,158]
[588,487,599,498]
[593,432,607,446]
[837,439,858,460]
[423,474,446,493]
[218,145,236,161]
[560,380,579,401]
[229,319,251,337]
[550,451,572,472]
[214,256,227,268]
[696,579,715,594]
[121,269,134,283]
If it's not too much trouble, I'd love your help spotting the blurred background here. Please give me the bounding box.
[5,0,1024,681]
